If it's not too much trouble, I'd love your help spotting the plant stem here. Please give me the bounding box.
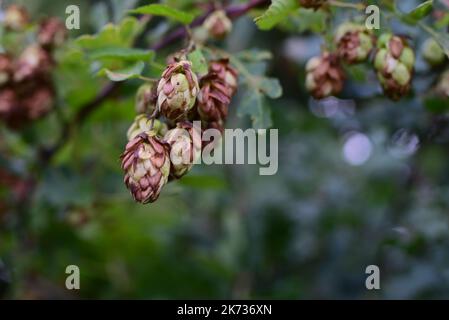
[329,0,365,10]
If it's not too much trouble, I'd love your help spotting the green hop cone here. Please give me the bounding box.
[121,131,171,204]
[422,38,446,67]
[127,115,168,141]
[157,60,199,121]
[135,83,157,115]
[335,23,374,64]
[163,121,201,179]
[374,34,415,101]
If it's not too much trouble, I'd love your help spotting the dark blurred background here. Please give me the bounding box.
[1,0,449,299]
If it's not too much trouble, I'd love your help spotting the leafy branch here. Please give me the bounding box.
[39,0,271,163]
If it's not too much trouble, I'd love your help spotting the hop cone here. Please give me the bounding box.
[157,60,199,120]
[164,122,201,179]
[335,23,374,64]
[299,0,327,10]
[38,18,67,50]
[374,34,415,100]
[14,45,53,82]
[135,83,157,115]
[197,72,231,122]
[422,38,446,67]
[209,59,238,96]
[127,115,167,141]
[0,81,54,129]
[121,132,170,204]
[305,52,345,99]
[203,10,233,40]
[4,5,29,31]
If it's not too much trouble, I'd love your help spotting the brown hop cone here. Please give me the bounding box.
[374,34,415,100]
[14,45,53,82]
[0,54,13,86]
[22,84,54,120]
[3,5,29,31]
[121,132,171,204]
[157,60,199,120]
[203,10,233,40]
[197,73,231,122]
[135,83,157,115]
[37,18,67,50]
[164,122,201,179]
[335,23,374,64]
[299,0,327,10]
[0,80,55,128]
[209,59,238,96]
[305,52,345,99]
[0,88,18,122]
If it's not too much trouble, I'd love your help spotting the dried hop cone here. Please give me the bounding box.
[422,38,446,67]
[135,83,157,115]
[203,10,233,40]
[14,45,53,82]
[164,122,201,179]
[37,17,67,49]
[374,34,415,100]
[209,59,238,96]
[121,132,171,204]
[305,52,345,99]
[0,54,13,86]
[4,5,29,31]
[335,23,374,64]
[127,115,168,141]
[299,0,327,10]
[157,60,199,120]
[197,72,231,122]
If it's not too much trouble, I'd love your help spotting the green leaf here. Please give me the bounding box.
[129,4,195,25]
[238,90,273,129]
[99,61,145,81]
[89,47,155,61]
[75,17,143,49]
[295,8,326,33]
[254,0,299,30]
[259,78,282,99]
[188,49,208,77]
[405,0,433,22]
